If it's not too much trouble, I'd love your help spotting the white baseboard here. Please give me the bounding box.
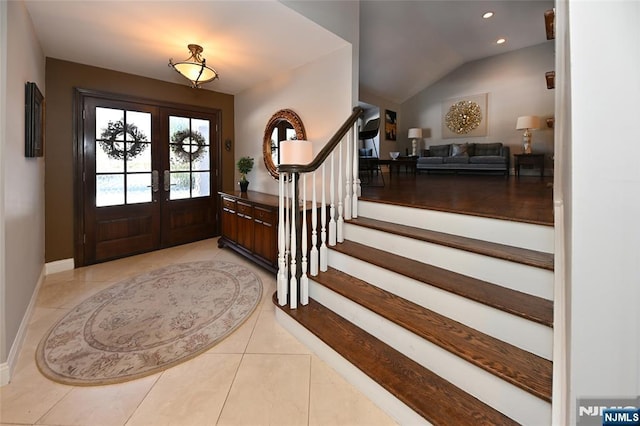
[1,264,46,386]
[45,258,74,275]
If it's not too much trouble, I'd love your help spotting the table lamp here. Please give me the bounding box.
[408,128,422,156]
[516,116,541,154]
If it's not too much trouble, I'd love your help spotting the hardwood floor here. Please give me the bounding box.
[360,171,554,226]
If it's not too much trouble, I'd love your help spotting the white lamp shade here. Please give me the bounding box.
[280,140,313,165]
[516,116,541,130]
[408,128,423,138]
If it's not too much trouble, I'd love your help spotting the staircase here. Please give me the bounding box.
[275,199,554,425]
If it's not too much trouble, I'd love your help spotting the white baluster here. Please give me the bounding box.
[320,163,328,272]
[289,175,298,309]
[284,178,290,287]
[277,172,287,306]
[344,129,352,221]
[300,173,309,305]
[337,140,344,243]
[310,171,319,276]
[329,152,336,246]
[352,124,360,217]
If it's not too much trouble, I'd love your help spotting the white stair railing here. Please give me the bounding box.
[276,107,364,308]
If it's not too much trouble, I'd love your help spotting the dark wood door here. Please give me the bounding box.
[159,109,218,247]
[79,94,219,265]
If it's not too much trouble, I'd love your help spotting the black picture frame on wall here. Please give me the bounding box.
[384,109,397,141]
[25,81,44,157]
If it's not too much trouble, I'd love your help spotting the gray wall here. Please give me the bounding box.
[1,0,46,370]
[400,43,555,173]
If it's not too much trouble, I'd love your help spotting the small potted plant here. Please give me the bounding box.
[237,156,254,192]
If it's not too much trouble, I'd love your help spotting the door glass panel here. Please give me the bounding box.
[126,142,152,172]
[192,146,210,171]
[95,107,152,207]
[168,115,211,200]
[169,145,191,171]
[96,144,124,173]
[192,172,210,197]
[96,174,124,207]
[170,172,191,200]
[127,173,152,204]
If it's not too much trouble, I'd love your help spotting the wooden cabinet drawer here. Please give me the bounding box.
[237,202,252,217]
[254,206,275,224]
[222,197,236,211]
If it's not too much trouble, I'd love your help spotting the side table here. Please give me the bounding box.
[514,153,545,178]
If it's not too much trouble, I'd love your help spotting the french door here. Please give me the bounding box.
[77,91,219,265]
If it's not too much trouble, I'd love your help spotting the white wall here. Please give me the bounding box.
[281,0,359,105]
[235,45,353,195]
[568,1,640,422]
[400,43,555,173]
[0,0,46,379]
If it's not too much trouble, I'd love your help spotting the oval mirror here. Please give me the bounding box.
[263,109,306,179]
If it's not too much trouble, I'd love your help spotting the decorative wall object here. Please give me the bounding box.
[25,82,45,157]
[384,109,397,140]
[544,9,555,40]
[545,71,555,89]
[442,93,488,138]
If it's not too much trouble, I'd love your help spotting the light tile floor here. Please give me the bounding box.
[0,239,398,426]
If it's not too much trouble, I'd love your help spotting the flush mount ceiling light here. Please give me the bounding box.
[168,44,219,88]
[482,11,494,19]
[496,38,506,45]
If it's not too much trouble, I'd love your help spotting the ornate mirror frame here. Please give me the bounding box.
[263,109,306,179]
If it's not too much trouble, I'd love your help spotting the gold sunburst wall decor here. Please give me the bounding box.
[442,93,488,138]
[445,101,482,134]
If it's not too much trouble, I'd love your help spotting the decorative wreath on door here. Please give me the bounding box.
[170,129,207,163]
[98,120,149,160]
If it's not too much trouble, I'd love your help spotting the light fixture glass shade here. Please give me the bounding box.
[408,128,423,138]
[280,140,313,165]
[169,44,219,88]
[516,116,541,130]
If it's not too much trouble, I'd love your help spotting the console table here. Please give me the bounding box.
[219,190,316,273]
[218,191,280,273]
[514,153,545,178]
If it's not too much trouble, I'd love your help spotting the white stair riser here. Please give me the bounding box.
[358,200,554,253]
[344,224,554,300]
[310,282,552,426]
[275,309,432,426]
[328,250,553,360]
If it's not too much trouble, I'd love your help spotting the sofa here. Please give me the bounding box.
[416,142,510,176]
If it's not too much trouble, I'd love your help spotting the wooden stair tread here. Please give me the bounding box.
[274,294,519,425]
[348,216,554,271]
[314,267,553,402]
[332,240,554,327]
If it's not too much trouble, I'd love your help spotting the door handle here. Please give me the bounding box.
[151,170,159,192]
[164,170,171,191]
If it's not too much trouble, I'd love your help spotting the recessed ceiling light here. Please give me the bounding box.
[483,11,494,19]
[496,38,506,45]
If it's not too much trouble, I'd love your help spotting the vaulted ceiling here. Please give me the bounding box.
[23,0,552,104]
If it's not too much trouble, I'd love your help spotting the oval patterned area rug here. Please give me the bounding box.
[36,260,262,386]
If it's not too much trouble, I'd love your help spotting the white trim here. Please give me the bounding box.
[45,258,74,275]
[1,265,45,386]
[552,0,570,423]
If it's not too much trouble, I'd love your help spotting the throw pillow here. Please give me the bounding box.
[451,143,469,157]
[428,144,451,157]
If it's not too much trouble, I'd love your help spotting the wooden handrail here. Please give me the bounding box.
[278,106,364,174]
